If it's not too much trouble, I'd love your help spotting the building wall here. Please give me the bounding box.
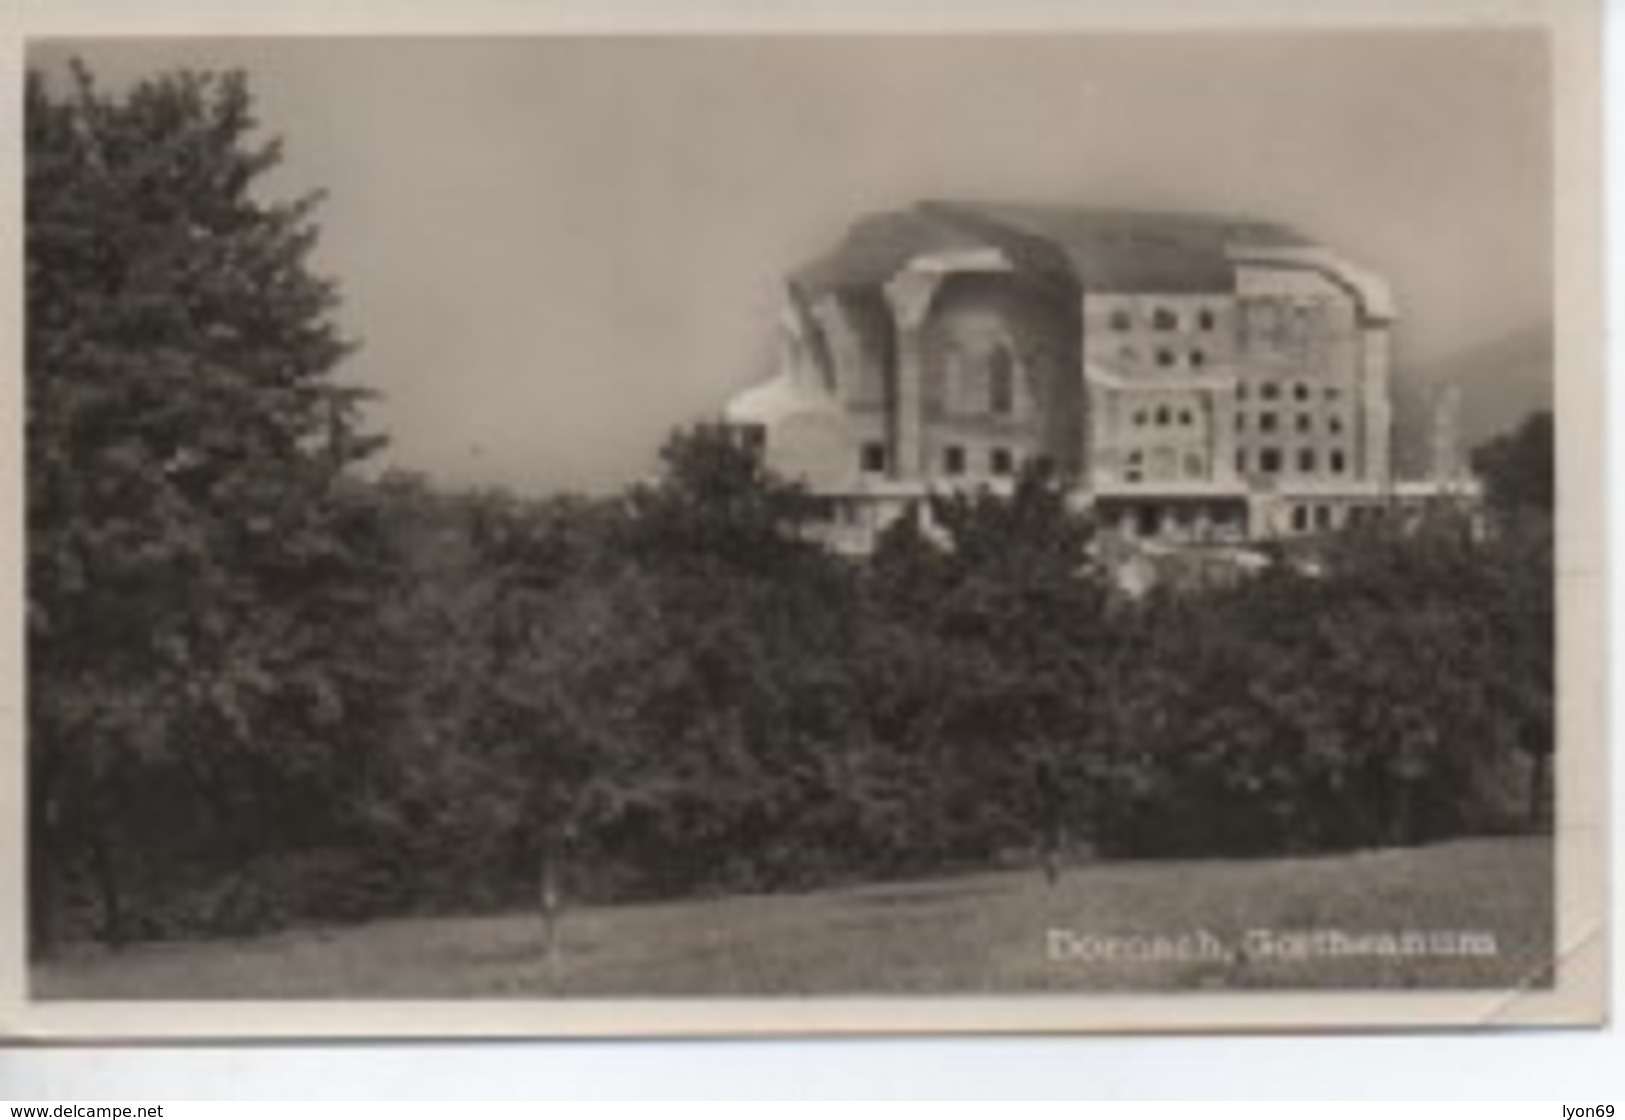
[1090,384,1224,485]
[759,408,887,493]
[1082,292,1237,378]
[915,271,1082,481]
[737,220,1409,557]
[809,290,894,415]
[1229,266,1368,488]
[1081,292,1238,489]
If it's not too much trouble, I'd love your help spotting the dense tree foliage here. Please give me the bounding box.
[1472,409,1554,517]
[26,63,389,947]
[26,62,1557,950]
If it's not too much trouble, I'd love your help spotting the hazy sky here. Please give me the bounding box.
[32,32,1552,493]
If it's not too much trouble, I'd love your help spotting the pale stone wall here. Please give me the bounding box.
[1082,292,1237,378]
[759,409,886,493]
[915,272,1082,480]
[1089,384,1221,486]
[732,212,1411,563]
[1229,265,1368,488]
[809,291,893,414]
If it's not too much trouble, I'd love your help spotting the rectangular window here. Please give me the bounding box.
[861,442,887,474]
[944,445,966,475]
[1260,412,1278,433]
[1260,448,1282,474]
[1298,448,1316,472]
[1297,413,1313,433]
[991,447,1014,475]
[1235,449,1248,473]
[1330,449,1347,474]
[1314,504,1332,530]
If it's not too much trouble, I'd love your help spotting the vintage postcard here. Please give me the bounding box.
[0,0,1606,1038]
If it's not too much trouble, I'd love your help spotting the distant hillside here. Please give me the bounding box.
[1392,324,1553,478]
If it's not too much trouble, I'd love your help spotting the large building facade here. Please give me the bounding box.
[725,201,1466,555]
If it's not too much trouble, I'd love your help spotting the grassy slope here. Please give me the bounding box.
[34,836,1552,999]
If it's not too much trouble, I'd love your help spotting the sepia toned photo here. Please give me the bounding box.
[1,0,1606,1038]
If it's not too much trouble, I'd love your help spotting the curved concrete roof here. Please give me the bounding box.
[789,200,1388,320]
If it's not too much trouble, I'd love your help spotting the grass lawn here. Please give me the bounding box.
[32,835,1552,999]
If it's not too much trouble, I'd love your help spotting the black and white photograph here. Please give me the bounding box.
[3,0,1606,1037]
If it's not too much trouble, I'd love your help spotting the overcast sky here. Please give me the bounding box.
[31,32,1552,493]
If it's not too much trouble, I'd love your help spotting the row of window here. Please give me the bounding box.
[1238,381,1343,404]
[1236,447,1348,475]
[860,443,1021,476]
[1123,449,1205,484]
[1284,503,1382,533]
[1290,504,1337,533]
[1108,300,1344,343]
[1109,306,1220,333]
[1237,411,1346,435]
[1131,406,1197,428]
[1119,346,1210,371]
[1118,502,1246,538]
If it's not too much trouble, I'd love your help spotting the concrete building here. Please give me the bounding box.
[725,200,1474,557]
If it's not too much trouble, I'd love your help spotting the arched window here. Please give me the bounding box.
[988,346,1015,415]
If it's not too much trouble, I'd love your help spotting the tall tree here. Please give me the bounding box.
[1471,409,1554,517]
[26,62,383,948]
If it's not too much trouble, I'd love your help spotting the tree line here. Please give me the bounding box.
[25,63,1556,951]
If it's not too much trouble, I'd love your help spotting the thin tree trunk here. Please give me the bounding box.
[1528,751,1551,830]
[87,815,125,950]
[27,752,61,959]
[28,815,56,958]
